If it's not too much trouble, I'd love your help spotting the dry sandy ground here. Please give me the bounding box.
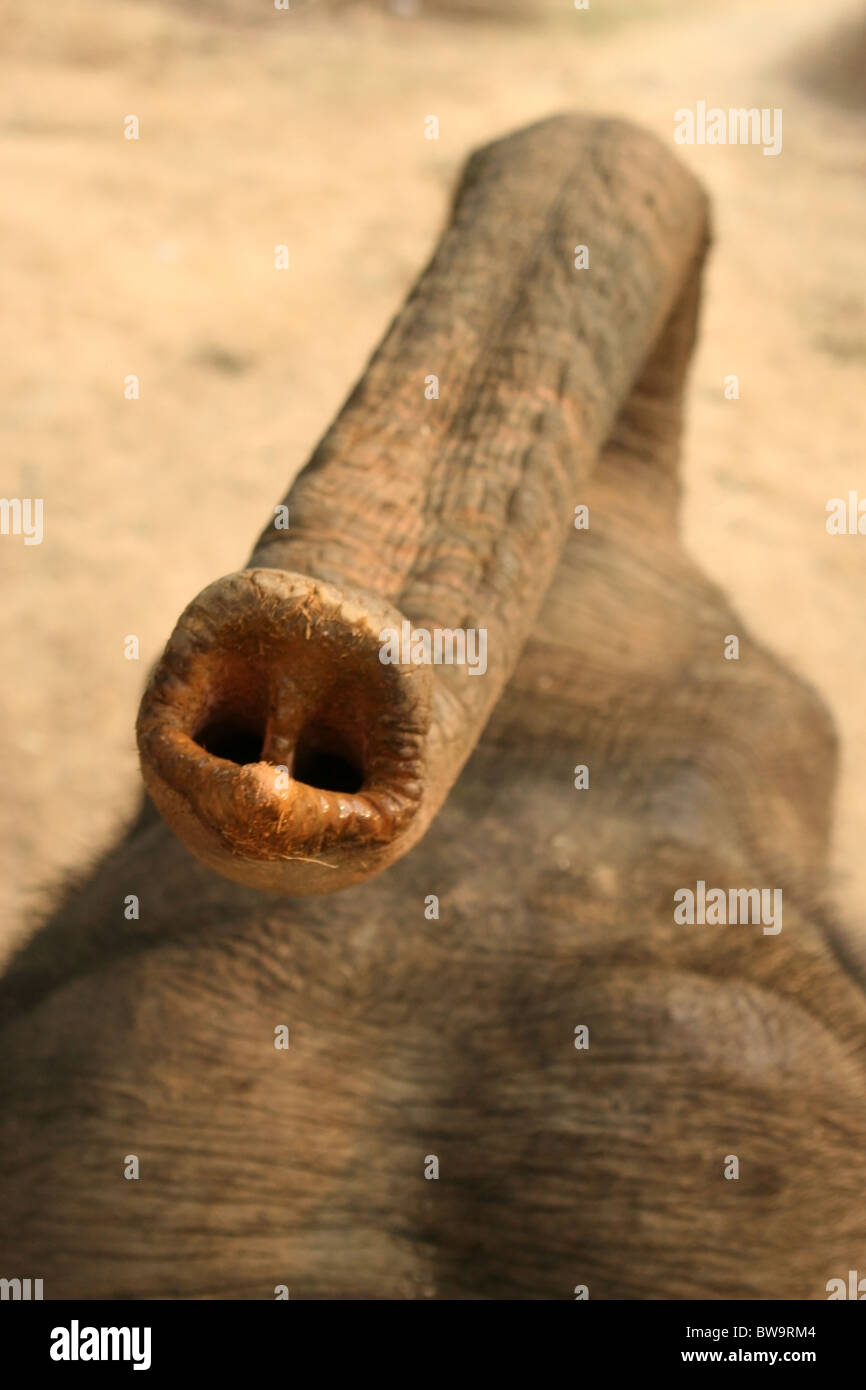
[0,0,863,963]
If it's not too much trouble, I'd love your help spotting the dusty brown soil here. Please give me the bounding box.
[1,0,863,962]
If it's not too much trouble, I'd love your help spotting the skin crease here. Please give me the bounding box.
[1,119,864,1300]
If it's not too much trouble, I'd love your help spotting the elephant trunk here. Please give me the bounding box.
[136,113,709,894]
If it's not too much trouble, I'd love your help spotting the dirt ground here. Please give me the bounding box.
[1,0,863,964]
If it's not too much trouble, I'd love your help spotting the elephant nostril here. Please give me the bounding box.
[185,652,367,791]
[193,695,365,792]
[194,715,265,766]
[291,724,364,794]
[137,569,430,890]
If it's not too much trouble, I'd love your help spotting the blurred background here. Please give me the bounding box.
[0,0,863,961]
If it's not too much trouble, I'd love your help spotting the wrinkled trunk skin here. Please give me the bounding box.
[136,114,709,894]
[1,117,865,1300]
